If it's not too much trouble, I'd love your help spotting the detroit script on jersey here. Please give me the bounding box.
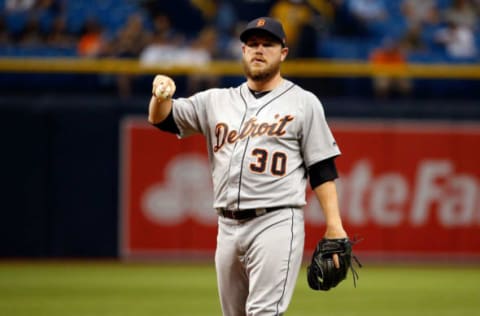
[213,114,295,153]
[171,79,340,210]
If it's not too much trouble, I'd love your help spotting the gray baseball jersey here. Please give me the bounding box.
[171,79,340,211]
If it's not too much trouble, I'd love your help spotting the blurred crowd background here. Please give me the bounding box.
[1,0,480,99]
[1,0,479,61]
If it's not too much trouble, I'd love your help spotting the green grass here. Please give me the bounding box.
[0,262,478,316]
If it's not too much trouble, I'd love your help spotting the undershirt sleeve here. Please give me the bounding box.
[152,109,180,135]
[308,157,339,189]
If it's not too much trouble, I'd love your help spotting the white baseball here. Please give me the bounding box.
[154,84,166,99]
[153,75,176,99]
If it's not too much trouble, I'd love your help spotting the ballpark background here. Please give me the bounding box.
[0,0,479,315]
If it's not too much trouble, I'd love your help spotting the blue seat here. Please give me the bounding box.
[317,38,360,59]
[0,45,16,57]
[407,50,449,63]
[5,12,28,35]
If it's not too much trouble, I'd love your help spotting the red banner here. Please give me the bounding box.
[120,118,480,260]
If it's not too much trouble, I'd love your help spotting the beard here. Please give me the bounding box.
[242,58,281,82]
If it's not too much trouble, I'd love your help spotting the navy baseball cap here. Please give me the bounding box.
[240,17,286,47]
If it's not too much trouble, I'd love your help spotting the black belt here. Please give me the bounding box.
[216,206,288,220]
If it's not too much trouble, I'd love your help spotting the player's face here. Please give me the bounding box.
[242,33,288,82]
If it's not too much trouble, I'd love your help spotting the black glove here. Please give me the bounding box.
[307,238,362,291]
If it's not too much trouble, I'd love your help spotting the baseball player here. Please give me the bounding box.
[148,17,348,316]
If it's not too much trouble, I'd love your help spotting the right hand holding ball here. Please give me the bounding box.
[152,75,176,100]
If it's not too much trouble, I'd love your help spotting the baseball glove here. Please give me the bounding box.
[307,238,362,291]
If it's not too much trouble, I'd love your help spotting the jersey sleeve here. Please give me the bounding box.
[300,92,341,167]
[171,91,209,138]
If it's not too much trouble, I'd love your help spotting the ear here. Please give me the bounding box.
[280,47,289,61]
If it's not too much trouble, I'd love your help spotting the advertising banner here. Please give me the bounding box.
[120,118,480,260]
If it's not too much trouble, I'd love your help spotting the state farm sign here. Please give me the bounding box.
[317,159,479,227]
[120,118,480,259]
